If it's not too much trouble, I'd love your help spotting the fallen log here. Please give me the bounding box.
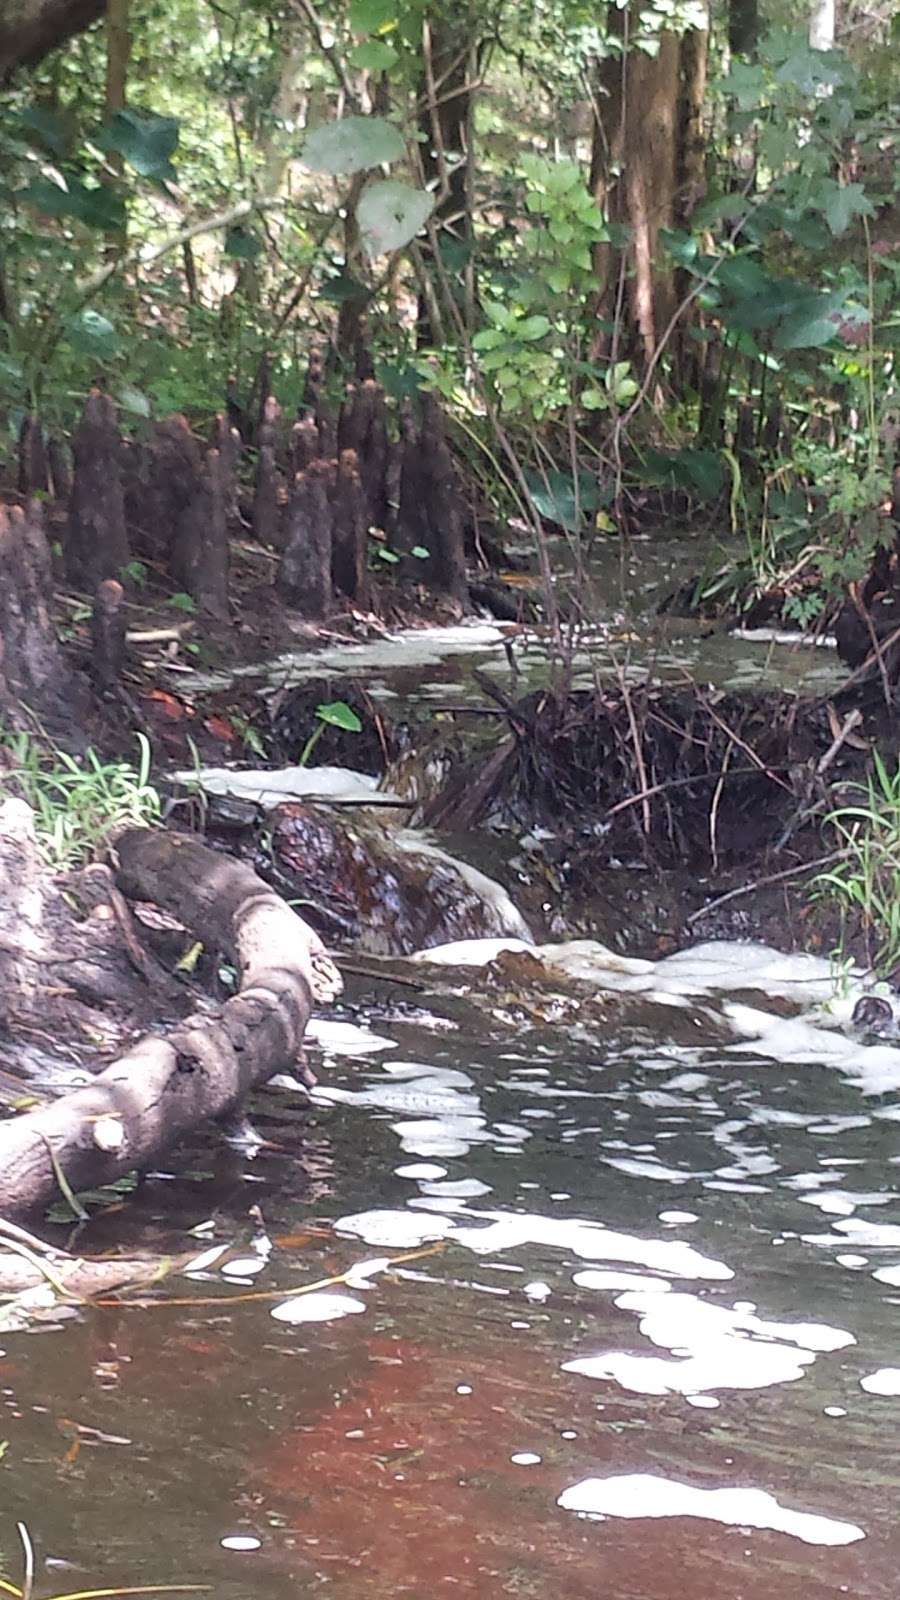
[0,825,341,1217]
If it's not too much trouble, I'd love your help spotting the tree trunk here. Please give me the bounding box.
[0,0,103,80]
[590,5,683,373]
[809,0,836,51]
[728,0,759,57]
[416,15,476,345]
[0,822,339,1217]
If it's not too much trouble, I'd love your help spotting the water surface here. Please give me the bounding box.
[7,959,900,1598]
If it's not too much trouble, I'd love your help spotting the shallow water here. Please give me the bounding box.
[8,953,900,1599]
[177,529,846,708]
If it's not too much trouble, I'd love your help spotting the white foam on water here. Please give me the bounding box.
[563,1291,853,1398]
[557,1473,864,1545]
[171,764,399,807]
[270,1291,367,1323]
[306,1019,397,1057]
[860,1368,900,1395]
[572,1271,672,1294]
[395,1163,447,1180]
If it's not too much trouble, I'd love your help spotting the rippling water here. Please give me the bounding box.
[6,946,900,1598]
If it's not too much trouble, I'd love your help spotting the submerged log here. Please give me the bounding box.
[0,825,341,1217]
[66,390,130,587]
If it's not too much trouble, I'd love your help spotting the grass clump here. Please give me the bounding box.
[812,751,900,977]
[0,729,160,870]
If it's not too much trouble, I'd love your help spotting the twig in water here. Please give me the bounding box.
[686,849,849,927]
[17,1522,33,1600]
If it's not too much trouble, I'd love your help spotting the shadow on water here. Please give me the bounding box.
[6,963,900,1599]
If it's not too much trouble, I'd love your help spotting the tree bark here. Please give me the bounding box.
[0,0,103,80]
[416,15,476,344]
[0,825,340,1217]
[589,5,688,372]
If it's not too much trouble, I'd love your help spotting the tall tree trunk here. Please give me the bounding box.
[728,0,759,58]
[416,12,476,345]
[0,0,103,79]
[590,4,683,374]
[104,0,130,252]
[809,0,836,50]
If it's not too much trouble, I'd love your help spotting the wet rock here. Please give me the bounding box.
[263,802,531,956]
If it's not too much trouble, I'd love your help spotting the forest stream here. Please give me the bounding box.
[0,598,897,1600]
[4,933,900,1600]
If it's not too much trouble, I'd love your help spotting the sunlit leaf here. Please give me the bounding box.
[302,116,404,175]
[315,701,362,732]
[358,180,432,256]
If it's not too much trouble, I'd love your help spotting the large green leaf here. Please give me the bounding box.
[643,449,726,501]
[65,309,120,359]
[358,180,432,256]
[17,104,71,158]
[224,224,262,259]
[524,467,599,532]
[350,39,398,71]
[100,109,179,179]
[25,175,126,232]
[302,116,404,176]
[349,0,396,30]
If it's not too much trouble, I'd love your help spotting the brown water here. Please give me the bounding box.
[7,970,900,1599]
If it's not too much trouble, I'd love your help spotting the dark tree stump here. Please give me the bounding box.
[252,395,284,549]
[66,391,130,588]
[90,578,126,694]
[180,449,230,620]
[211,411,242,536]
[226,374,248,442]
[303,347,324,411]
[277,462,334,617]
[397,395,467,604]
[339,379,389,531]
[331,449,370,607]
[17,415,49,496]
[291,417,320,474]
[47,435,72,503]
[0,500,68,716]
[126,416,216,573]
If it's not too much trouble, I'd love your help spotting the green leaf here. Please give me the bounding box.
[17,104,71,158]
[819,181,874,238]
[316,700,362,732]
[117,384,151,417]
[516,314,551,341]
[168,591,198,613]
[100,109,179,179]
[65,308,120,359]
[524,467,599,532]
[410,545,429,558]
[358,180,432,256]
[375,546,400,562]
[643,448,726,500]
[350,39,398,71]
[350,0,396,30]
[317,272,371,305]
[302,116,404,176]
[224,224,262,259]
[25,175,126,232]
